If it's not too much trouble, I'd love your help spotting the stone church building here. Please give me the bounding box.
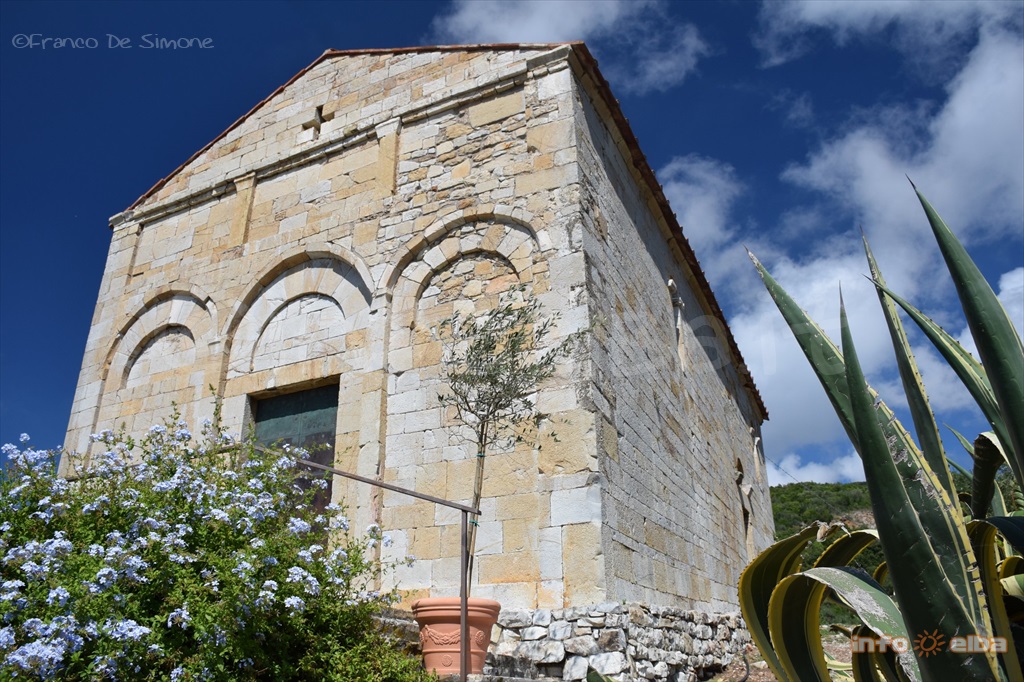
[65,44,772,621]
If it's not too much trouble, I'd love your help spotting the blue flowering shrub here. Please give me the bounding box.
[0,419,432,681]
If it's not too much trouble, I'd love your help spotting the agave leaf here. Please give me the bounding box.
[1000,558,1024,626]
[739,524,823,680]
[948,429,1009,516]
[841,299,1000,680]
[864,235,955,500]
[972,433,1007,520]
[814,529,879,568]
[967,519,1024,679]
[1000,556,1023,582]
[914,187,1024,485]
[873,281,1016,478]
[982,516,1024,554]
[872,562,889,587]
[770,566,920,682]
[850,624,902,682]
[752,251,985,632]
[748,251,858,446]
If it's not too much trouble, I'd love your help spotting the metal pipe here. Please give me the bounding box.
[292,455,481,678]
[461,510,469,682]
[295,457,478,513]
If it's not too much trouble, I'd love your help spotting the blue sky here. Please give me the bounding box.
[1,1,1022,484]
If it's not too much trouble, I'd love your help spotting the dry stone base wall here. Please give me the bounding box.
[487,603,748,681]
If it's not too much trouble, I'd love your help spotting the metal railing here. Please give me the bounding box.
[298,459,480,682]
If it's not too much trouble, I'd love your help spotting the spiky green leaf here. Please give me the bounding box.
[752,253,984,630]
[739,524,823,680]
[914,187,1024,485]
[770,567,919,682]
[864,235,955,500]
[842,299,999,680]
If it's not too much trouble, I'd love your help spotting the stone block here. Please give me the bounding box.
[468,90,524,127]
[513,639,564,663]
[521,626,547,641]
[550,486,600,527]
[563,655,588,681]
[564,636,599,656]
[478,550,538,584]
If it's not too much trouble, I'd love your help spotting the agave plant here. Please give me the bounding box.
[739,186,1024,682]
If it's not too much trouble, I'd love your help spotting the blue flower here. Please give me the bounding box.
[105,618,151,642]
[287,517,311,535]
[286,566,320,596]
[283,596,305,614]
[167,606,190,629]
[5,639,65,677]
[46,587,70,607]
[94,567,116,590]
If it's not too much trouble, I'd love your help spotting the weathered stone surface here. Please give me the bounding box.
[548,620,572,640]
[499,609,533,628]
[596,628,626,651]
[563,655,589,680]
[564,635,600,656]
[514,640,565,663]
[588,652,627,675]
[521,626,548,641]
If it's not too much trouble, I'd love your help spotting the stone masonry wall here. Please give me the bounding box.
[572,66,774,612]
[488,602,749,681]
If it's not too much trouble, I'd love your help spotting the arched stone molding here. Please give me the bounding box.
[133,283,219,342]
[223,242,373,344]
[225,256,372,381]
[378,206,540,296]
[388,217,540,336]
[91,292,216,438]
[104,292,216,391]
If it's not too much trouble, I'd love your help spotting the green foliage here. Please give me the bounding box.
[437,285,581,588]
[437,285,579,453]
[770,482,884,599]
[740,187,1024,682]
[771,482,873,539]
[0,417,432,681]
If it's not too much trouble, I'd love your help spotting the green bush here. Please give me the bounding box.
[0,417,433,681]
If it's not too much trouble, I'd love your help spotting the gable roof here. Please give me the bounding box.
[124,42,767,420]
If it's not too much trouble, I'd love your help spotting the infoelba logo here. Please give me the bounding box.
[851,631,1007,657]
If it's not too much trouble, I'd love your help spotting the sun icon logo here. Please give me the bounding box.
[914,630,946,657]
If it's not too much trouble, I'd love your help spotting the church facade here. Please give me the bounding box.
[65,44,772,614]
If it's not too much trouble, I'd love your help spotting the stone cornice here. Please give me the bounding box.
[110,46,572,230]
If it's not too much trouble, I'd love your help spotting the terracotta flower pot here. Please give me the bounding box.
[411,596,501,674]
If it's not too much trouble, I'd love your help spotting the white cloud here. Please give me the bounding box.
[754,0,1021,69]
[781,26,1024,296]
[729,23,1022,465]
[430,0,644,44]
[766,451,865,486]
[429,0,709,94]
[659,155,744,272]
[998,267,1024,339]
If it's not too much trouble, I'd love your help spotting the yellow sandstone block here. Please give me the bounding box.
[468,90,524,128]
